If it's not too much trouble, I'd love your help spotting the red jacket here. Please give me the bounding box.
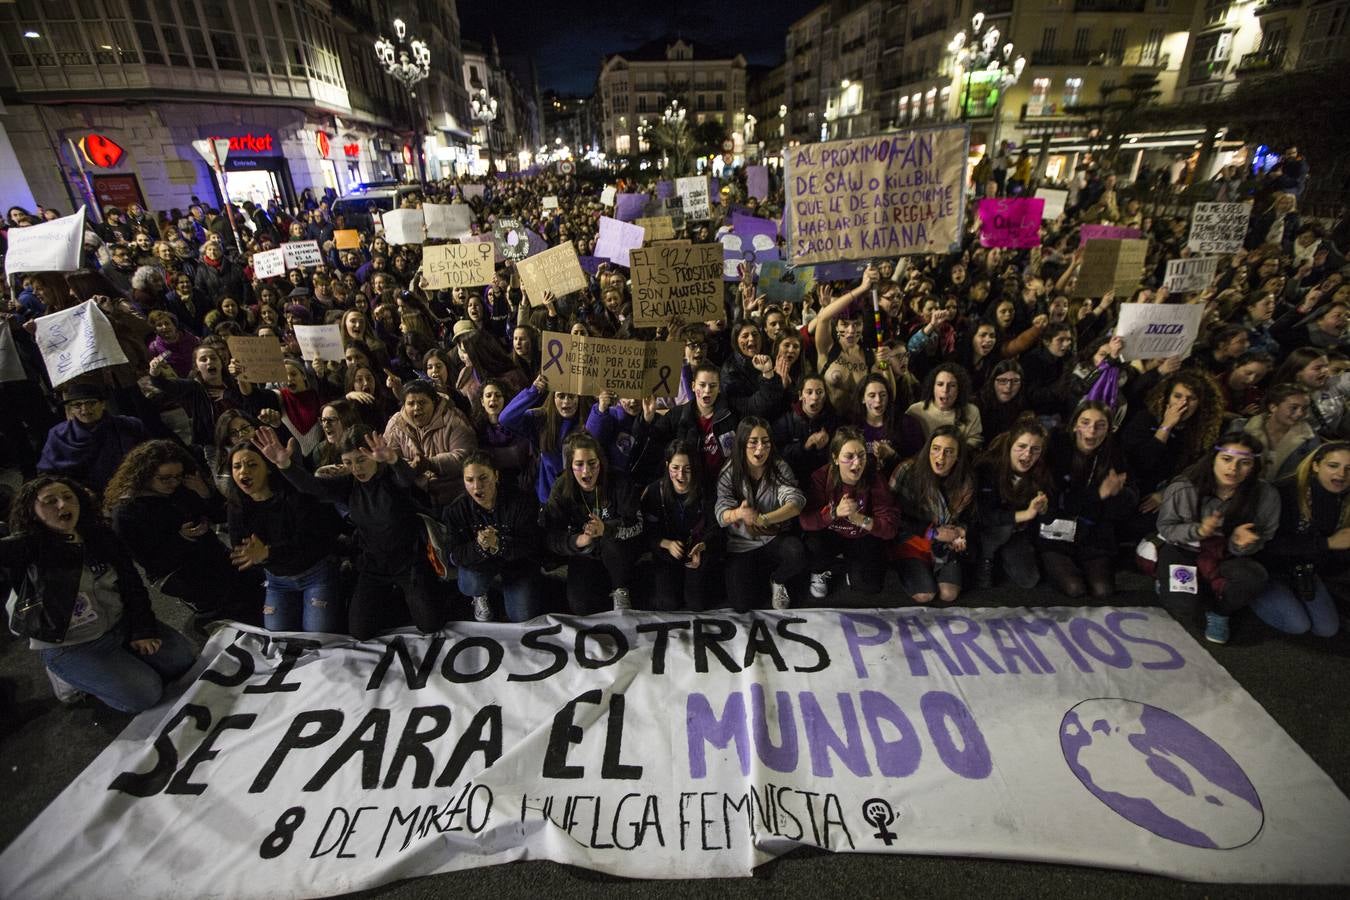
[800,465,899,540]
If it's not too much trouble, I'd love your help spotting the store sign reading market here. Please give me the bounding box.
[207,133,276,154]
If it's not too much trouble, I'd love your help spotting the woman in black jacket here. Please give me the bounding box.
[640,439,724,612]
[104,440,261,635]
[543,431,643,614]
[1,475,196,713]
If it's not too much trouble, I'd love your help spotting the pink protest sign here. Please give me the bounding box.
[978,198,1044,249]
[1080,224,1142,246]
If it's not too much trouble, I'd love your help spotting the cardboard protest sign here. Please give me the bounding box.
[333,229,362,250]
[516,243,588,306]
[281,240,322,269]
[422,241,495,289]
[785,125,968,265]
[723,213,781,280]
[635,216,675,242]
[1035,188,1068,221]
[615,193,647,223]
[1075,238,1149,298]
[1115,301,1208,360]
[460,184,486,202]
[382,208,425,245]
[292,323,345,363]
[629,243,723,327]
[424,203,474,240]
[493,217,532,262]
[4,206,86,277]
[542,196,559,210]
[595,217,646,267]
[5,608,1350,897]
[0,324,26,382]
[1188,201,1252,255]
[676,176,710,219]
[540,331,683,398]
[746,165,769,201]
[225,335,288,384]
[600,186,616,207]
[1162,256,1221,294]
[1079,224,1142,247]
[759,260,816,304]
[978,198,1044,249]
[32,300,129,387]
[251,249,285,280]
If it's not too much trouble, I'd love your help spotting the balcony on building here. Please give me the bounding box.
[1236,48,1286,73]
[1255,0,1304,15]
[1188,56,1231,84]
[1073,0,1147,11]
[1030,48,1169,68]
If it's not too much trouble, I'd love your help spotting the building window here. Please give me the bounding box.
[924,87,936,118]
[1028,77,1051,115]
[615,134,630,154]
[1143,28,1164,65]
[1204,0,1229,29]
[1064,76,1083,108]
[939,86,951,119]
[898,95,909,122]
[1041,27,1057,54]
[1073,28,1090,58]
[1110,28,1126,63]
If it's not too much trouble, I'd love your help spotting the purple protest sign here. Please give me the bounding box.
[747,165,769,201]
[656,180,674,200]
[808,260,869,282]
[595,216,646,267]
[1080,224,1142,247]
[722,212,782,280]
[978,198,1045,249]
[615,193,647,223]
[578,255,604,275]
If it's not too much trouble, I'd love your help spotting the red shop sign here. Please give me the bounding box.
[79,133,125,168]
[315,131,331,157]
[343,143,360,158]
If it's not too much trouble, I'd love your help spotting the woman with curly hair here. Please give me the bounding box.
[889,425,976,604]
[1120,369,1225,525]
[1,475,196,712]
[902,361,984,454]
[104,440,261,635]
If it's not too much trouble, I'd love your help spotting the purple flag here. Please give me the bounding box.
[615,193,647,223]
[747,165,769,201]
[578,255,604,275]
[656,180,674,200]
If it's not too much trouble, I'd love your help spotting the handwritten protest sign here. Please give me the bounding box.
[616,193,647,223]
[629,243,723,327]
[1162,256,1220,294]
[542,196,559,210]
[540,331,683,397]
[759,260,816,304]
[516,243,588,306]
[459,184,486,202]
[747,165,769,201]
[424,203,474,240]
[1079,224,1142,247]
[226,336,288,384]
[785,125,968,265]
[1075,238,1149,298]
[334,229,361,250]
[1115,302,1207,360]
[382,208,425,245]
[1035,188,1067,221]
[635,216,675,242]
[4,206,86,278]
[32,300,128,387]
[600,186,616,207]
[595,217,645,267]
[282,240,322,269]
[676,176,710,219]
[251,249,285,279]
[1188,201,1252,255]
[422,241,495,289]
[493,217,532,262]
[292,323,345,363]
[978,198,1044,249]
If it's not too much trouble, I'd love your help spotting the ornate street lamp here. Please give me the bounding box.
[471,88,499,174]
[374,18,431,182]
[949,11,1025,123]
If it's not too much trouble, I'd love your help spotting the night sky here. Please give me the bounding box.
[459,0,823,94]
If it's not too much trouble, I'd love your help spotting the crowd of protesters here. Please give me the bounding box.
[2,145,1349,719]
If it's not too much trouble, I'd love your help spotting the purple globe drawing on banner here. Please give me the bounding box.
[1060,699,1264,849]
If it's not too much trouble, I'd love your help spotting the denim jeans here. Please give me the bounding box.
[263,556,343,633]
[1250,577,1340,637]
[457,565,544,622]
[39,622,197,713]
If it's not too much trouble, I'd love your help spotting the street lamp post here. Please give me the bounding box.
[471,88,499,175]
[374,18,431,183]
[948,11,1025,139]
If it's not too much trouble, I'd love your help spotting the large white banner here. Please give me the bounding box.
[3,607,1348,898]
[4,206,86,277]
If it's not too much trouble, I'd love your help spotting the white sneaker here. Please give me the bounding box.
[46,669,86,705]
[610,587,632,611]
[471,596,494,623]
[809,571,832,599]
[771,582,791,610]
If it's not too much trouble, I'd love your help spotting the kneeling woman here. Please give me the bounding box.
[800,427,899,599]
[445,451,545,623]
[1153,435,1280,644]
[973,421,1052,590]
[715,418,807,611]
[544,432,643,614]
[888,425,976,604]
[2,476,196,713]
[640,439,724,612]
[1252,443,1350,637]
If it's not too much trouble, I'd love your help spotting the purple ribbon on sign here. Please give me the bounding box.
[543,339,564,376]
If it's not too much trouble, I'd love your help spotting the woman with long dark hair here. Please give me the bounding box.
[640,439,724,612]
[499,372,596,503]
[774,374,840,485]
[903,362,984,453]
[1,475,196,712]
[511,324,542,381]
[455,329,527,409]
[977,359,1030,444]
[800,426,898,599]
[888,425,976,604]
[543,432,643,613]
[973,420,1053,590]
[852,374,904,477]
[1152,433,1280,644]
[715,417,807,611]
